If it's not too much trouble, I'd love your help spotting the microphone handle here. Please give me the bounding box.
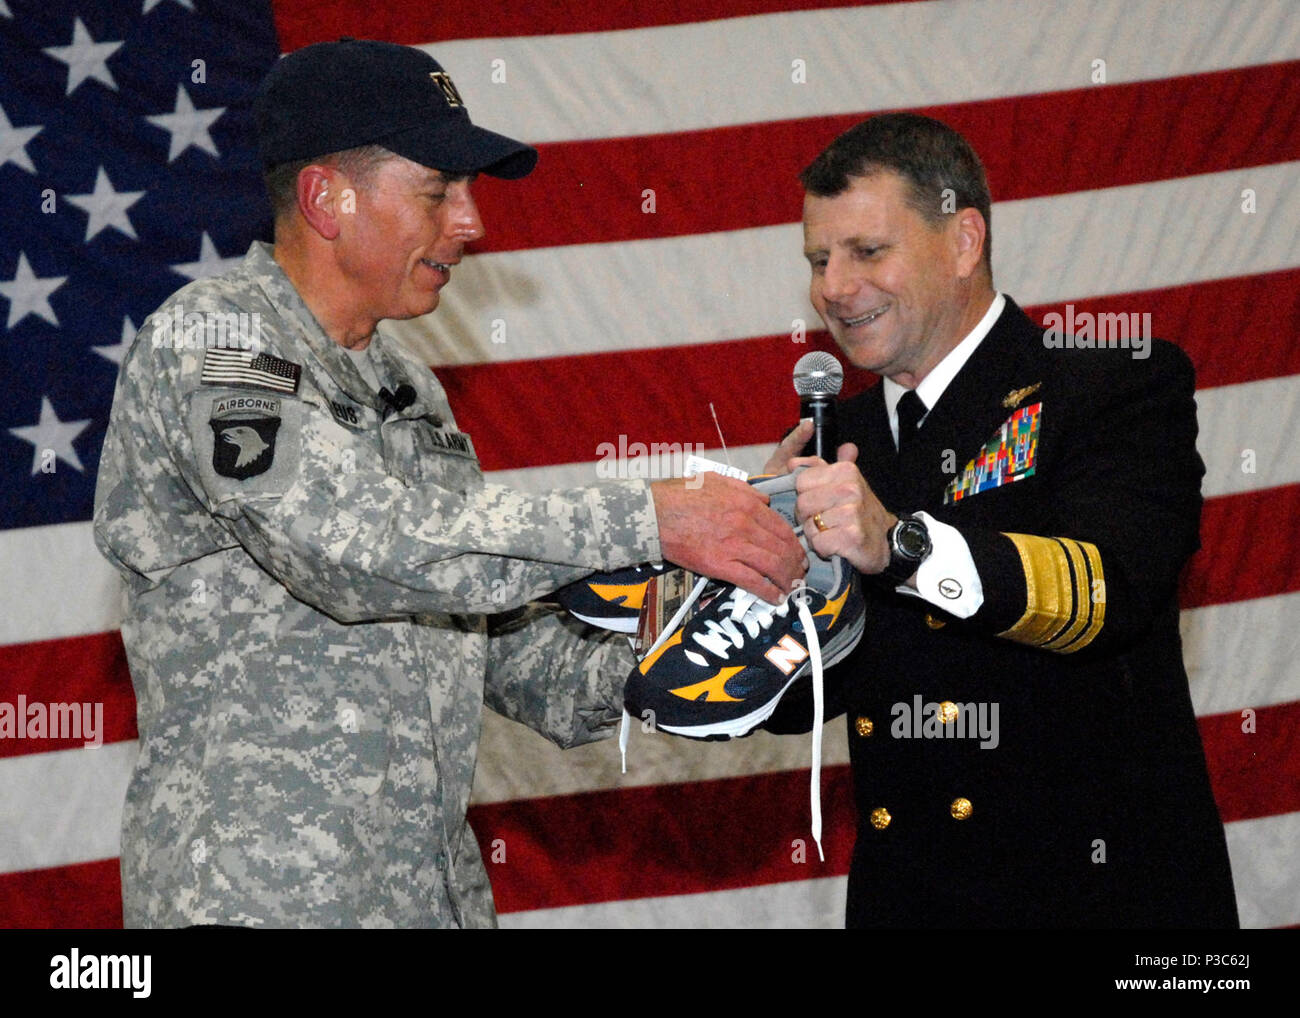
[799,395,839,460]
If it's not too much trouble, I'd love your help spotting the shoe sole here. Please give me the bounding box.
[567,609,639,634]
[652,605,865,740]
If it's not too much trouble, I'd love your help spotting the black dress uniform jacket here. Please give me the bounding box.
[770,297,1238,928]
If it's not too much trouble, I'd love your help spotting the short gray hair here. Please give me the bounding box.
[263,144,397,222]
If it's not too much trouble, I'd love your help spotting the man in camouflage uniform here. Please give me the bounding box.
[93,39,803,927]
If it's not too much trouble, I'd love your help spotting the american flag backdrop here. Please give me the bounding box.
[1,0,1298,929]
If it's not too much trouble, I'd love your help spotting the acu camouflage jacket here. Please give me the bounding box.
[93,242,658,927]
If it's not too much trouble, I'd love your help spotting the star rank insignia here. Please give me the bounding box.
[1002,382,1042,409]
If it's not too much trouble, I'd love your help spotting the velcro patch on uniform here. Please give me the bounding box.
[945,402,1041,504]
[328,397,366,429]
[424,426,474,457]
[201,349,301,394]
[210,396,281,479]
[191,391,303,502]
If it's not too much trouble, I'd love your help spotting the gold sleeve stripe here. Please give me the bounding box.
[1041,539,1092,651]
[1060,539,1105,653]
[998,533,1105,653]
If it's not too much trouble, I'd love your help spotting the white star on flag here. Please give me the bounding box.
[42,18,123,96]
[143,0,195,12]
[0,103,41,173]
[171,232,242,281]
[8,396,91,474]
[147,85,225,162]
[66,166,146,242]
[0,252,68,329]
[94,317,137,367]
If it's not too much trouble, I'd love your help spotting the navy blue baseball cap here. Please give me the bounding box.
[254,38,537,178]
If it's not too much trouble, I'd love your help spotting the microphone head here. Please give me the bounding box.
[793,351,844,398]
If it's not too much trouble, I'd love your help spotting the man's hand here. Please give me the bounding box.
[791,444,896,575]
[761,419,814,476]
[651,473,807,604]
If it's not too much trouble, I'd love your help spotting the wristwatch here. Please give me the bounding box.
[884,514,932,583]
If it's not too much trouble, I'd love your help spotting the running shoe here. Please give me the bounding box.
[552,562,670,633]
[623,472,864,740]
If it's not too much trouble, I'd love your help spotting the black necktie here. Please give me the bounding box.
[896,390,926,455]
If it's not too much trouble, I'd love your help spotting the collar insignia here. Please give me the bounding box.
[1002,382,1042,409]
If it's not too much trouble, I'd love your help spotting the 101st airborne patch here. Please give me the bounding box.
[209,394,281,479]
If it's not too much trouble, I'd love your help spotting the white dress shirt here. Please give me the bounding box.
[880,292,1006,618]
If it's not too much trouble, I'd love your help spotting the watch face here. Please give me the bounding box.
[896,520,929,559]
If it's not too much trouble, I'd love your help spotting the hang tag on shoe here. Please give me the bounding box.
[683,453,748,482]
[633,568,701,659]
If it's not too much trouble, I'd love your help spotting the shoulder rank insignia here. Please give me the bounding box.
[1001,382,1042,409]
[945,402,1042,504]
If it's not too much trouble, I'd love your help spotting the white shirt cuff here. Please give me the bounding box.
[895,511,984,619]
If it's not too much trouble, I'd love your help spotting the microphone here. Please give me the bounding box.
[793,351,843,460]
[379,384,418,415]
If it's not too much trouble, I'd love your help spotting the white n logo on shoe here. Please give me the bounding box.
[765,635,809,675]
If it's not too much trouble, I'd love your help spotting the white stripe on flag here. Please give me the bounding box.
[0,741,136,872]
[472,707,850,805]
[1183,590,1300,715]
[498,874,849,929]
[438,0,1300,144]
[0,522,125,645]
[1195,375,1300,498]
[1224,809,1300,929]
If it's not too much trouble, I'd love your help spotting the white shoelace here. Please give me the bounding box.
[620,578,826,861]
[686,589,789,663]
[619,576,711,772]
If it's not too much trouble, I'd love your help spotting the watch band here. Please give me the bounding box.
[884,514,932,583]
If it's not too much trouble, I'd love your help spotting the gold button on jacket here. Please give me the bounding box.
[950,797,973,820]
[854,715,874,737]
[869,807,892,830]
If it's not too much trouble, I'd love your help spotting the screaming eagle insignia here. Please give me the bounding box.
[209,395,281,479]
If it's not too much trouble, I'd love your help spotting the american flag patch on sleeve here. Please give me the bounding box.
[201,349,302,394]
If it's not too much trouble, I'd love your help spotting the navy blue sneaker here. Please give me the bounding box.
[553,562,670,633]
[623,472,864,739]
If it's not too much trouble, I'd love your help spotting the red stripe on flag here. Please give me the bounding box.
[465,63,1300,253]
[470,765,856,913]
[1199,701,1300,824]
[270,0,930,49]
[1182,485,1300,609]
[0,632,137,759]
[438,331,850,472]
[5,705,1291,923]
[1028,269,1300,393]
[437,272,1298,473]
[470,704,1296,915]
[0,858,123,929]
